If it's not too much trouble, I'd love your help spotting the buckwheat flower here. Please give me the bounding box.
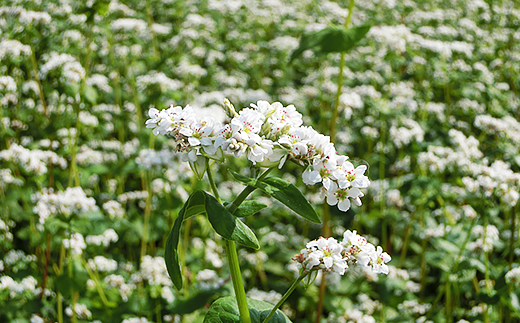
[87,256,118,272]
[505,267,520,286]
[295,237,348,275]
[139,256,172,286]
[370,246,391,274]
[0,40,32,61]
[30,314,44,323]
[65,303,92,320]
[103,201,125,219]
[111,18,147,33]
[252,100,303,139]
[325,182,363,212]
[63,233,86,256]
[302,158,338,189]
[122,318,149,323]
[336,159,370,190]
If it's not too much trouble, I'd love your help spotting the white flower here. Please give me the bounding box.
[370,246,391,274]
[297,237,348,275]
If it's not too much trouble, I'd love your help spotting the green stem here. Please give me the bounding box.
[82,258,111,307]
[30,49,49,119]
[398,223,411,267]
[262,272,308,323]
[226,167,275,214]
[510,205,516,270]
[329,0,355,142]
[225,240,252,323]
[427,216,477,319]
[445,281,451,323]
[206,159,251,323]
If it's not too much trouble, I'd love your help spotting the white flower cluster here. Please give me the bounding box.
[247,287,282,305]
[87,256,118,272]
[195,269,225,290]
[293,230,391,276]
[0,143,67,175]
[32,187,98,224]
[135,149,176,169]
[136,71,182,92]
[104,274,136,302]
[138,256,172,286]
[146,100,370,212]
[505,267,520,286]
[0,39,32,61]
[0,6,51,25]
[0,168,23,188]
[121,318,149,323]
[0,76,17,92]
[468,225,500,253]
[63,233,86,256]
[86,229,119,246]
[102,201,126,219]
[0,275,39,298]
[65,303,92,320]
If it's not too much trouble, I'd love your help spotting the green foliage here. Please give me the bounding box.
[166,190,259,290]
[290,25,371,62]
[204,297,292,323]
[229,171,320,224]
[234,200,268,217]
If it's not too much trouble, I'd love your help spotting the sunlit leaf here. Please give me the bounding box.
[290,25,371,62]
[203,297,292,323]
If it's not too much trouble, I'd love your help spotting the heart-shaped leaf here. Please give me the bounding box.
[203,296,292,323]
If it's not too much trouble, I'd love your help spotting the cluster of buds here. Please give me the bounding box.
[293,230,391,275]
[146,100,370,212]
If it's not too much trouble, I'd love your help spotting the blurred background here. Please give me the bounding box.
[1,0,520,322]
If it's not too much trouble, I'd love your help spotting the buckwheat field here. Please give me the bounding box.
[1,0,519,323]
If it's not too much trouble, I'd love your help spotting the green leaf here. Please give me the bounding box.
[205,193,260,250]
[234,200,268,217]
[476,290,500,305]
[169,287,227,314]
[434,238,460,254]
[165,190,206,290]
[510,292,520,311]
[229,171,320,224]
[290,25,371,62]
[203,297,292,323]
[83,85,98,105]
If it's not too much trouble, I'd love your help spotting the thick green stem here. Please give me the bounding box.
[206,160,251,323]
[225,240,252,323]
[262,272,308,323]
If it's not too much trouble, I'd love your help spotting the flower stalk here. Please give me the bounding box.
[206,159,252,323]
[262,272,308,323]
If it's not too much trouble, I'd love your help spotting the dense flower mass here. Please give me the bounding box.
[147,101,370,212]
[293,230,391,275]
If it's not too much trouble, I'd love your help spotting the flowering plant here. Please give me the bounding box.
[147,100,389,322]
